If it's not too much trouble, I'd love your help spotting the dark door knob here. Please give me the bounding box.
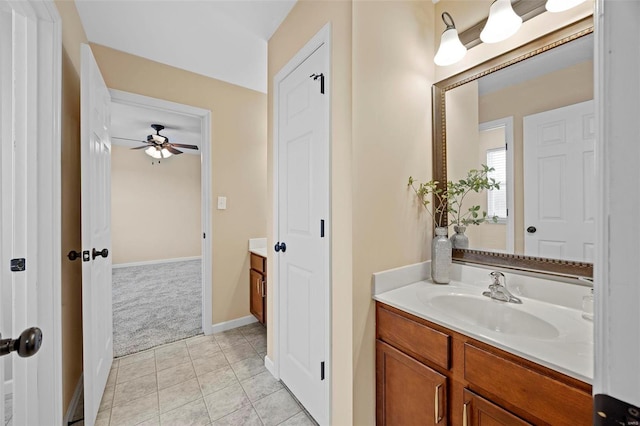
[0,327,43,358]
[274,242,287,253]
[92,248,109,259]
[527,226,537,234]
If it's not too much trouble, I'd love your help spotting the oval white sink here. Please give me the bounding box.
[428,294,560,340]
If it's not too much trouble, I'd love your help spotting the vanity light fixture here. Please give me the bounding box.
[480,0,523,44]
[145,146,173,159]
[434,12,467,67]
[545,0,588,13]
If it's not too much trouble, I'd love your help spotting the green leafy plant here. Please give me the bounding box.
[407,177,448,227]
[408,164,501,228]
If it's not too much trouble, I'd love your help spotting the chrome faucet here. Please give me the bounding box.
[482,271,522,304]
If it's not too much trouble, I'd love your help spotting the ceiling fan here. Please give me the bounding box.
[113,124,199,159]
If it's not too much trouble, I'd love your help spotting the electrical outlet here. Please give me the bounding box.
[217,196,227,210]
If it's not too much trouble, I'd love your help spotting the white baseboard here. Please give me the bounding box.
[112,256,202,269]
[264,355,278,379]
[211,315,257,334]
[4,379,12,395]
[63,373,83,426]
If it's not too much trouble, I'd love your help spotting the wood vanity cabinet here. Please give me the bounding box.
[376,302,592,426]
[377,341,447,425]
[250,253,266,324]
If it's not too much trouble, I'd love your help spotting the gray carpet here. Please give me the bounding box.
[112,259,202,357]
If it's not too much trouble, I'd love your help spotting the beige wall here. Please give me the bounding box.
[56,1,87,413]
[479,60,593,252]
[434,0,593,81]
[55,0,87,413]
[267,1,354,421]
[268,1,435,423]
[90,43,267,325]
[352,2,435,423]
[111,146,201,264]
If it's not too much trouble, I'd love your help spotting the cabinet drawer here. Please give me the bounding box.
[250,253,265,273]
[464,344,592,425]
[377,305,450,370]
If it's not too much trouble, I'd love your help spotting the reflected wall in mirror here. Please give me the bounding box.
[433,18,594,277]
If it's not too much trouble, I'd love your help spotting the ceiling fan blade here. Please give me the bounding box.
[113,136,147,143]
[170,143,199,150]
[131,145,151,150]
[165,146,183,155]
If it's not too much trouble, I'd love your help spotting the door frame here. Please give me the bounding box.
[1,0,62,422]
[270,23,332,424]
[108,89,214,335]
[478,116,515,253]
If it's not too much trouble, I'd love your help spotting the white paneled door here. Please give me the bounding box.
[275,41,329,424]
[0,1,62,424]
[81,44,113,426]
[523,100,595,262]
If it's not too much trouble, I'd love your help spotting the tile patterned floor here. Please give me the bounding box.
[88,323,316,426]
[4,393,12,426]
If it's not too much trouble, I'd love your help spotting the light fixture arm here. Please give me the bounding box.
[442,12,456,31]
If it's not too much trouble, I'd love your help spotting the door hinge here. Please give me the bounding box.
[321,361,325,380]
[10,258,25,272]
[310,73,325,94]
[320,220,325,238]
[203,232,206,239]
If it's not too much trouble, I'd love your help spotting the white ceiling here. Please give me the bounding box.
[478,33,593,96]
[110,101,202,155]
[75,0,297,93]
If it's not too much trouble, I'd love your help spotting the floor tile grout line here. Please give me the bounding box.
[154,348,160,425]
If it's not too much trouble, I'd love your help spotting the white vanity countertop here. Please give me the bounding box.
[373,262,594,384]
[249,238,267,258]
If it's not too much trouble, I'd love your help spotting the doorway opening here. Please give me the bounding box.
[109,90,213,357]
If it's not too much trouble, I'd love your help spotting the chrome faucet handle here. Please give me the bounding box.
[489,271,505,286]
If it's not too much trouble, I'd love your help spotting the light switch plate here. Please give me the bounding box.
[217,196,227,210]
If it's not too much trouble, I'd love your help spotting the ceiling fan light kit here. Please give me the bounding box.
[113,123,200,161]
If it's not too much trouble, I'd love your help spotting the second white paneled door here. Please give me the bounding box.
[523,100,595,262]
[275,38,330,424]
[81,44,113,426]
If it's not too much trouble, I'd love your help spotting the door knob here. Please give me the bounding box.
[0,327,43,358]
[526,226,537,234]
[274,242,287,253]
[92,248,109,259]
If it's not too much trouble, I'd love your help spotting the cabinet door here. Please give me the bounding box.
[377,340,447,426]
[250,269,264,323]
[463,389,531,426]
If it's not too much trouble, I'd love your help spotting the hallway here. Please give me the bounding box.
[85,323,315,426]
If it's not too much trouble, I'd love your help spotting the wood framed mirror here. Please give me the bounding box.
[432,16,594,278]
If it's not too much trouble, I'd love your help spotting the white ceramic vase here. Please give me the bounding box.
[431,227,452,284]
[450,225,469,249]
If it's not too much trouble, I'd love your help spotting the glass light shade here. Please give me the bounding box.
[545,0,588,12]
[144,147,172,159]
[480,0,523,44]
[434,28,467,66]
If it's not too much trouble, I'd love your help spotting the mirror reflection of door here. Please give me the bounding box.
[523,100,596,262]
